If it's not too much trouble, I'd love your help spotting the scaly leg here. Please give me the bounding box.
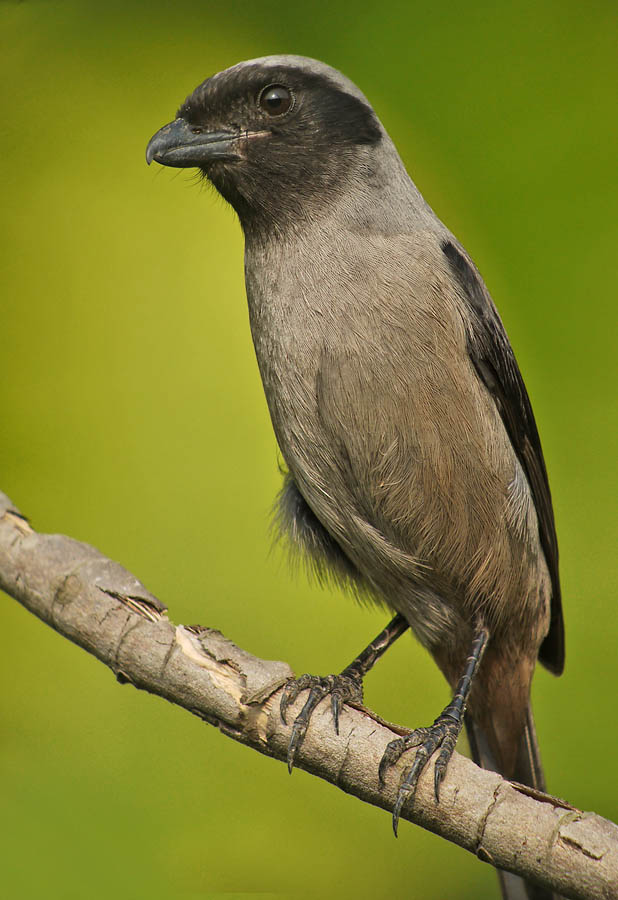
[379,626,489,835]
[281,614,409,772]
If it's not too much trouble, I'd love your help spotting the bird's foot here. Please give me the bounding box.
[379,711,463,835]
[280,672,364,772]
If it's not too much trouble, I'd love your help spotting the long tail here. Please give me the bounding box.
[465,704,558,900]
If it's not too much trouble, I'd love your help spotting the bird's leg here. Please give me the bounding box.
[379,625,489,835]
[280,614,409,772]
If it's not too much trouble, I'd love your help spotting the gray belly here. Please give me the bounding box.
[245,254,550,657]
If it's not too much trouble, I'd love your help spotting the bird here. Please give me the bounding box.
[146,55,564,899]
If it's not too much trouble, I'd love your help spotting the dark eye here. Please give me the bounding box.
[258,84,294,117]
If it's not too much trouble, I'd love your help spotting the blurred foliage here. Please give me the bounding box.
[1,0,616,897]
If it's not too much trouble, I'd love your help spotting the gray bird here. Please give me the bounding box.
[146,56,564,900]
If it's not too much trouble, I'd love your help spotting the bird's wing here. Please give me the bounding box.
[441,238,564,675]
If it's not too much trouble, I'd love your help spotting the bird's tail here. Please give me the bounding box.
[465,703,557,900]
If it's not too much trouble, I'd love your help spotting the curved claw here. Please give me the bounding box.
[285,685,326,772]
[381,714,464,833]
[378,728,428,786]
[391,785,409,837]
[434,762,444,802]
[280,672,364,773]
[279,686,295,725]
[287,719,307,773]
[433,731,458,801]
[391,750,428,834]
[379,737,405,786]
[331,691,342,735]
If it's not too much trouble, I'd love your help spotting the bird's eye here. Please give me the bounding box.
[258,84,294,117]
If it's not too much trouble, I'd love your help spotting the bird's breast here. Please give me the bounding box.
[243,231,549,647]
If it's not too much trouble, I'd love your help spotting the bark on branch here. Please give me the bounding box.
[1,489,615,899]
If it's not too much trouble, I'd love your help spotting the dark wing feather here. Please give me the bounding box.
[441,239,564,674]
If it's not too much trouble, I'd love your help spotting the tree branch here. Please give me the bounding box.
[1,489,615,899]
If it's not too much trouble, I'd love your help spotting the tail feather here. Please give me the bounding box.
[513,704,546,792]
[465,704,558,900]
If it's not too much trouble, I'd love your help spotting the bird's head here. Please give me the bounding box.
[146,56,386,234]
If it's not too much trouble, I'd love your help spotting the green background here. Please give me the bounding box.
[1,1,616,897]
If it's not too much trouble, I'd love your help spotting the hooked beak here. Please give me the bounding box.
[146,118,241,167]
